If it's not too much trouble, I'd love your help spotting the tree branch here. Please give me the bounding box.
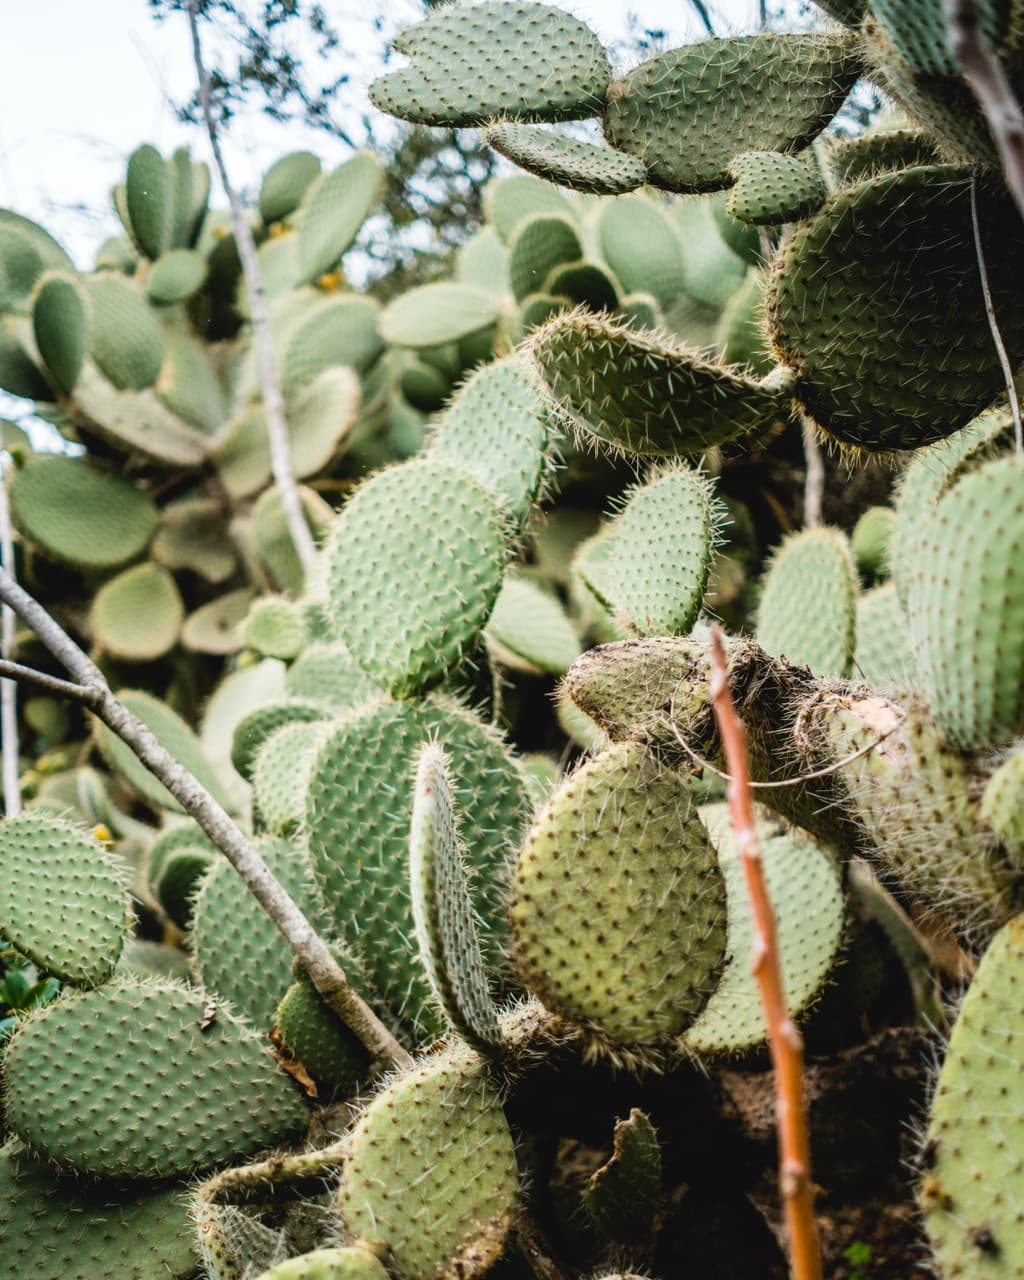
[0,460,21,816]
[947,0,1024,223]
[0,660,100,707]
[186,0,317,578]
[800,416,825,529]
[0,564,411,1072]
[708,625,822,1280]
[970,175,1023,453]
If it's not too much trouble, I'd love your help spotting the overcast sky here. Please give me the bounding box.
[0,0,758,265]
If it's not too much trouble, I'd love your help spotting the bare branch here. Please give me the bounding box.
[0,660,100,707]
[0,564,411,1072]
[947,0,1024,223]
[0,460,20,816]
[708,625,822,1280]
[186,0,317,577]
[970,175,1023,453]
[800,416,825,529]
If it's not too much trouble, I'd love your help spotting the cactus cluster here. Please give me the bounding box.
[3,0,1024,1275]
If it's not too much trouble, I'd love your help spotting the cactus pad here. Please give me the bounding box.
[980,747,1024,857]
[85,275,164,391]
[255,1249,391,1280]
[726,150,827,225]
[597,196,687,309]
[231,699,330,782]
[854,583,913,688]
[3,979,308,1178]
[295,152,383,284]
[0,810,127,987]
[32,270,87,393]
[486,123,647,194]
[486,573,582,675]
[90,562,184,661]
[510,741,728,1049]
[274,977,370,1101]
[145,248,207,304]
[259,151,321,225]
[125,144,169,260]
[252,720,332,835]
[507,212,584,303]
[381,282,501,348]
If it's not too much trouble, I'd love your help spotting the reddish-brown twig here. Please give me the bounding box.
[707,625,822,1280]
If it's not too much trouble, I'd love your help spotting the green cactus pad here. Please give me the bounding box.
[32,270,87,393]
[851,505,895,579]
[923,913,1024,1274]
[192,835,334,1030]
[90,562,184,661]
[285,643,384,711]
[0,810,127,987]
[231,700,331,782]
[0,317,52,399]
[369,1,610,127]
[145,818,217,887]
[409,744,503,1051]
[251,484,333,596]
[381,282,501,348]
[259,151,322,225]
[766,166,1024,451]
[0,1140,196,1280]
[854,583,913,688]
[72,364,209,466]
[10,454,158,569]
[675,196,750,308]
[871,0,1010,77]
[486,573,582,675]
[244,596,309,660]
[295,152,383,284]
[907,455,1024,748]
[180,588,253,655]
[621,292,663,331]
[683,826,844,1054]
[485,123,647,194]
[507,213,584,303]
[0,226,44,309]
[756,527,858,677]
[4,980,309,1178]
[456,226,510,294]
[528,308,795,457]
[279,295,383,397]
[253,721,332,836]
[145,247,207,304]
[582,1109,664,1244]
[125,144,170,260]
[510,741,728,1049]
[85,274,165,390]
[304,697,530,1033]
[603,33,859,192]
[597,195,687,310]
[335,1043,519,1278]
[255,1248,391,1280]
[274,978,370,1101]
[326,458,507,697]
[827,125,939,186]
[153,846,214,929]
[716,269,773,373]
[428,356,550,524]
[606,466,724,636]
[483,174,577,243]
[95,688,233,813]
[980,746,1024,858]
[0,207,75,272]
[726,150,827,225]
[116,938,192,982]
[544,259,619,310]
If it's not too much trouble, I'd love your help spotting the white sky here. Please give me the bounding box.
[0,0,756,266]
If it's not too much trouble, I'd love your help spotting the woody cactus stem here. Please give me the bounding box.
[0,563,410,1071]
[708,625,822,1280]
[187,0,317,577]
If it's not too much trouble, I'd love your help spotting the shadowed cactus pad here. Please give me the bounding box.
[528,309,795,457]
[485,123,647,194]
[326,458,507,697]
[507,212,583,303]
[335,1044,519,1278]
[274,977,370,1101]
[922,913,1024,1275]
[3,979,308,1178]
[369,1,611,126]
[756,527,858,677]
[0,810,127,987]
[510,741,728,1051]
[255,1249,391,1280]
[486,573,582,675]
[32,270,87,393]
[602,33,859,191]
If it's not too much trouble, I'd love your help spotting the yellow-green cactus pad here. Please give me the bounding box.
[90,562,184,662]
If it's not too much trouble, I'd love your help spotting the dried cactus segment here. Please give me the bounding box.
[606,465,725,636]
[486,573,582,675]
[3,979,309,1179]
[682,825,844,1055]
[0,810,127,987]
[756,527,858,677]
[326,458,507,698]
[10,454,158,569]
[84,274,165,391]
[486,123,648,194]
[90,562,184,662]
[908,455,1024,749]
[507,212,584,303]
[369,1,611,127]
[766,166,1024,451]
[725,150,827,225]
[527,308,794,458]
[31,270,87,393]
[603,33,859,192]
[255,1249,391,1280]
[510,741,728,1050]
[410,744,503,1051]
[0,1140,196,1280]
[335,1043,519,1279]
[923,913,1024,1275]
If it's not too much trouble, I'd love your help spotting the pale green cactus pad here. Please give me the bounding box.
[510,741,728,1050]
[335,1043,519,1279]
[252,720,332,836]
[369,1,611,126]
[483,173,577,243]
[295,151,383,284]
[255,1248,391,1280]
[485,123,648,194]
[326,458,507,697]
[380,282,502,348]
[922,913,1024,1276]
[259,151,321,225]
[854,583,913,689]
[90,562,184,662]
[980,746,1024,858]
[507,212,584,303]
[84,274,164,391]
[3,979,308,1178]
[597,195,686,310]
[124,144,170,260]
[485,573,582,675]
[0,809,127,987]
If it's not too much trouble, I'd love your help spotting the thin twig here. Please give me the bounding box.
[800,416,825,529]
[186,0,317,577]
[708,625,822,1280]
[0,564,411,1072]
[514,1220,572,1280]
[0,660,99,706]
[0,457,20,816]
[947,0,1024,224]
[969,175,1023,453]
